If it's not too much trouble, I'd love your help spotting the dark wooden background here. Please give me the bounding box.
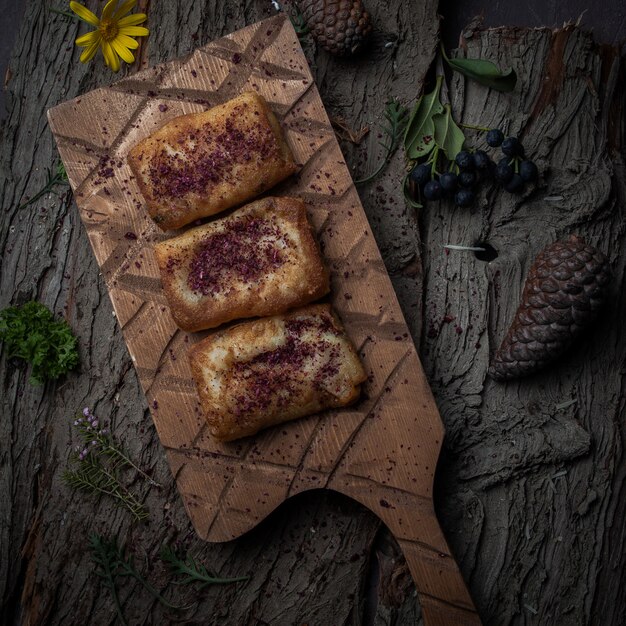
[1,1,625,625]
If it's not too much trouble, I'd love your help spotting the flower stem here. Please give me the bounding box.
[77,417,160,487]
[95,465,148,521]
[49,8,80,20]
[63,457,148,522]
[101,438,160,487]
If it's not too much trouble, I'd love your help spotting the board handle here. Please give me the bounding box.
[397,535,482,626]
[333,484,482,625]
[386,505,481,626]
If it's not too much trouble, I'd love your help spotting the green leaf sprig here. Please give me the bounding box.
[64,453,149,522]
[90,534,191,622]
[441,45,517,92]
[402,76,467,208]
[274,1,309,37]
[74,408,160,487]
[91,534,129,626]
[289,4,310,38]
[18,162,70,210]
[404,75,444,160]
[432,104,465,160]
[160,544,249,588]
[63,408,158,521]
[356,99,409,185]
[0,301,79,385]
[403,75,466,164]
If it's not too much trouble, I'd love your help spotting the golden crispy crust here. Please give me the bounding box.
[188,304,367,442]
[154,196,330,332]
[128,92,296,231]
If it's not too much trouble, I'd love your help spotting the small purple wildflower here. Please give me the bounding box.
[71,407,107,461]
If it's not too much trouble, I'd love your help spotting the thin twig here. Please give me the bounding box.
[356,99,408,185]
[18,163,69,210]
[443,244,486,252]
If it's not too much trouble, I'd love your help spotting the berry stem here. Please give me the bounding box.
[514,157,520,174]
[458,122,491,132]
[428,146,439,179]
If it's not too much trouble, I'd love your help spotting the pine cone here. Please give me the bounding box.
[489,235,611,381]
[297,0,373,56]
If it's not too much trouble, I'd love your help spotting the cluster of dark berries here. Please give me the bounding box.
[409,129,539,208]
[487,130,538,193]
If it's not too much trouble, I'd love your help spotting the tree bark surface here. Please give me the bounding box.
[422,23,626,626]
[1,2,624,626]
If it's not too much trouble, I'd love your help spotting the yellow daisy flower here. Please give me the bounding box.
[70,0,149,72]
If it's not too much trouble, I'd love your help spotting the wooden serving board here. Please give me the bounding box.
[48,15,479,625]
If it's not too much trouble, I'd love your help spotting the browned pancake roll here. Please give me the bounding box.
[188,304,367,442]
[154,196,329,332]
[128,92,296,230]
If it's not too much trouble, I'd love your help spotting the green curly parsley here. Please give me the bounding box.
[0,301,79,384]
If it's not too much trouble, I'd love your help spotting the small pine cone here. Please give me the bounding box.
[489,235,611,381]
[297,0,373,56]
